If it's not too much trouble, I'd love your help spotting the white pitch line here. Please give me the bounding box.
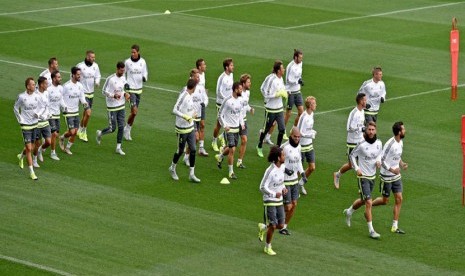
[0,254,75,276]
[284,2,465,30]
[0,0,139,16]
[0,58,460,115]
[0,0,275,35]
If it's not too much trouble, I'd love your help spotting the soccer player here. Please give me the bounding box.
[182,68,208,165]
[256,60,288,158]
[257,146,288,256]
[34,77,52,166]
[14,77,41,180]
[343,122,383,239]
[211,58,234,152]
[279,127,307,235]
[96,61,128,155]
[47,70,67,160]
[237,73,254,169]
[358,67,386,123]
[124,44,148,141]
[59,67,88,155]
[196,58,209,156]
[169,78,201,183]
[333,93,367,189]
[372,121,408,234]
[76,50,101,142]
[296,96,317,196]
[215,82,245,180]
[39,57,59,87]
[284,49,305,137]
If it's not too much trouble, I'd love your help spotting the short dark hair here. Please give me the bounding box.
[131,44,140,52]
[196,58,204,69]
[392,121,404,136]
[356,93,366,104]
[293,49,303,59]
[51,70,60,80]
[232,81,242,92]
[25,77,34,88]
[372,66,382,76]
[71,66,80,75]
[117,61,125,69]
[273,60,283,74]
[268,146,283,163]
[223,58,233,70]
[187,78,197,90]
[48,57,57,67]
[37,76,47,86]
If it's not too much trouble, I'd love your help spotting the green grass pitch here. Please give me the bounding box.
[1,0,465,275]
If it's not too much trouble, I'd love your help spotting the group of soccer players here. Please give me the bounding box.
[14,45,148,180]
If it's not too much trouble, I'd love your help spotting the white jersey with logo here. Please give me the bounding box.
[173,91,195,134]
[125,57,148,92]
[281,141,304,184]
[240,89,252,120]
[180,84,206,121]
[297,110,316,147]
[36,90,50,125]
[285,60,302,93]
[62,80,86,116]
[215,71,233,106]
[199,72,206,88]
[380,137,403,180]
[13,91,41,128]
[218,95,244,133]
[260,163,286,205]
[350,139,382,178]
[261,73,285,112]
[76,61,101,95]
[346,107,365,144]
[102,73,126,111]
[48,84,67,118]
[358,78,386,112]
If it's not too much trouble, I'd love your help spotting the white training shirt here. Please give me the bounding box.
[259,163,286,205]
[13,91,41,128]
[285,60,303,93]
[281,141,304,185]
[173,90,195,134]
[48,84,67,118]
[350,139,383,178]
[124,57,148,92]
[380,136,403,180]
[62,80,86,116]
[215,71,233,106]
[297,110,316,148]
[240,89,252,120]
[39,69,53,87]
[218,95,244,133]
[358,78,386,113]
[261,73,285,112]
[346,107,365,144]
[76,61,101,95]
[102,73,127,111]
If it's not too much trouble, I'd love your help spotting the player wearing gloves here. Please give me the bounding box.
[257,146,288,256]
[343,122,383,239]
[297,96,317,195]
[372,121,408,234]
[215,82,245,180]
[284,49,305,138]
[14,77,41,180]
[96,61,128,155]
[59,67,88,155]
[279,127,306,236]
[169,79,201,183]
[256,60,288,157]
[333,93,366,189]
[358,67,386,123]
[123,44,148,141]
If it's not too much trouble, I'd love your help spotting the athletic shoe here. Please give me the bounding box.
[30,171,38,180]
[343,209,352,227]
[300,185,307,195]
[264,138,274,145]
[183,156,190,166]
[123,125,130,141]
[369,231,381,239]
[264,246,276,256]
[59,136,65,150]
[199,147,209,156]
[256,146,264,158]
[283,133,289,140]
[33,159,40,168]
[258,223,266,242]
[127,133,133,141]
[169,166,179,181]
[17,154,24,169]
[96,130,102,145]
[333,172,340,189]
[64,148,73,155]
[215,154,223,169]
[189,174,201,183]
[236,161,246,169]
[50,153,60,161]
[211,141,219,152]
[391,227,405,234]
[279,228,291,235]
[80,132,88,142]
[115,148,126,156]
[229,172,237,180]
[37,148,43,162]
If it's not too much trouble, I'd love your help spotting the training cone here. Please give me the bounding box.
[164,10,171,14]
[220,177,230,185]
